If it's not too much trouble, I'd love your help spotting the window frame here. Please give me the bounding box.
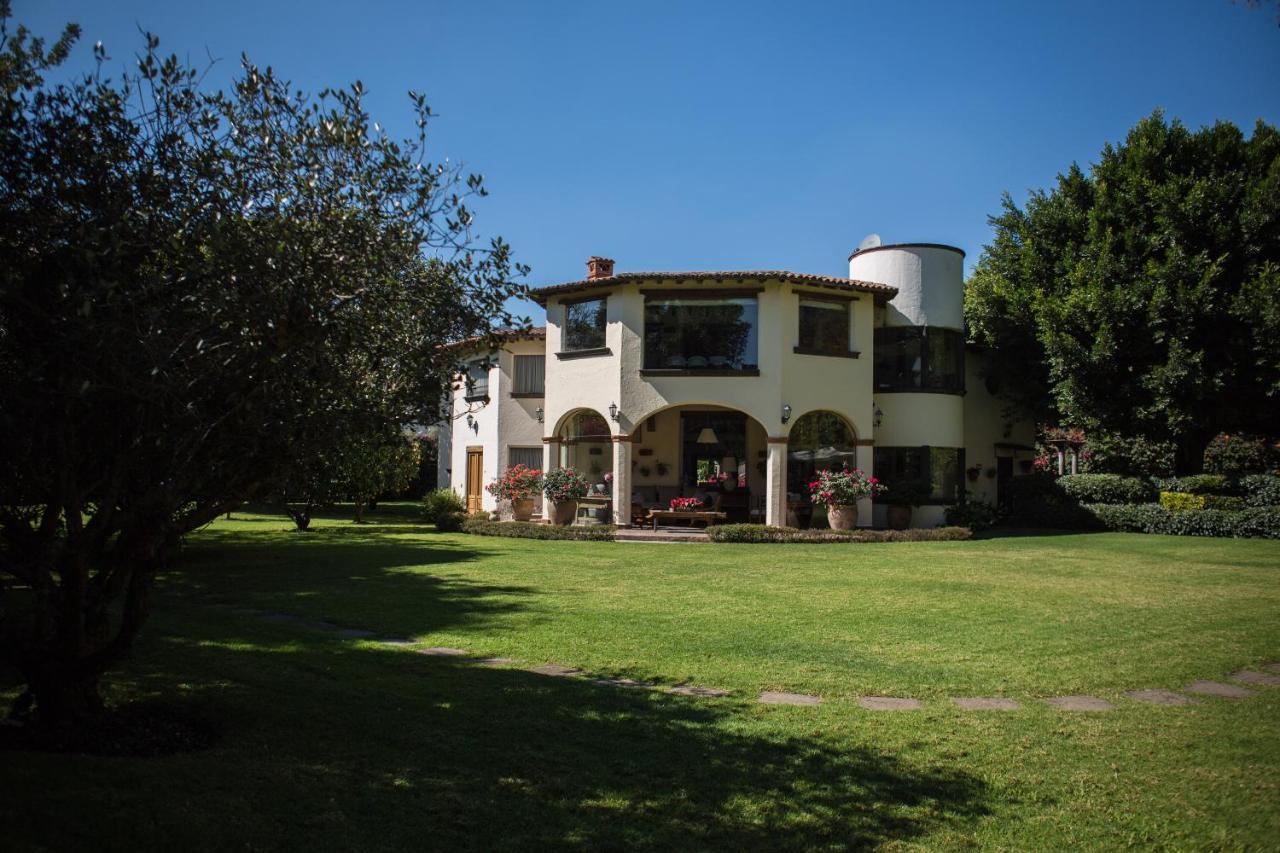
[795,292,857,358]
[872,326,965,393]
[462,359,491,403]
[641,289,761,374]
[560,295,609,355]
[872,445,966,505]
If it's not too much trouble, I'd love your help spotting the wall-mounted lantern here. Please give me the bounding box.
[535,406,544,423]
[608,402,620,422]
[781,404,792,424]
[874,406,883,428]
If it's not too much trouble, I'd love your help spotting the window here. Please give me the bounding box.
[797,297,850,355]
[873,327,964,392]
[563,297,607,351]
[508,446,542,471]
[464,361,489,401]
[643,296,759,370]
[787,410,858,497]
[512,354,545,396]
[873,446,965,504]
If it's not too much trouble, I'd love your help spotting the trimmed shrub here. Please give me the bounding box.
[433,510,465,532]
[705,524,972,543]
[421,488,465,523]
[1151,474,1234,495]
[461,515,615,541]
[1083,433,1177,476]
[1203,433,1273,476]
[1241,474,1280,507]
[1159,491,1204,513]
[1058,474,1156,504]
[944,499,1002,532]
[1085,504,1280,539]
[1001,474,1098,529]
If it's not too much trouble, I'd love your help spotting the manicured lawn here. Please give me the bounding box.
[3,504,1278,850]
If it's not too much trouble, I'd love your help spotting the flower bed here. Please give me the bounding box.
[706,524,971,543]
[461,514,615,541]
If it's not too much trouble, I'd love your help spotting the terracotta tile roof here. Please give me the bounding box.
[445,325,545,352]
[529,271,897,305]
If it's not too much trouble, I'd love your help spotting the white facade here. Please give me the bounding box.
[442,244,1034,528]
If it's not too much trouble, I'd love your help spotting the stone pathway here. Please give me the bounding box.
[230,606,1280,716]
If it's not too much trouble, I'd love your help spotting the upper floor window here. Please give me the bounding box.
[873,326,964,392]
[563,297,607,351]
[512,354,545,396]
[643,295,759,370]
[797,296,850,355]
[464,361,490,401]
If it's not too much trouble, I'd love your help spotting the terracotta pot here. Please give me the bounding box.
[548,500,576,526]
[511,498,535,522]
[886,504,912,530]
[827,504,858,531]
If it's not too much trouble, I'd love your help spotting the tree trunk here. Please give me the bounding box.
[23,666,104,728]
[354,501,366,524]
[285,505,312,530]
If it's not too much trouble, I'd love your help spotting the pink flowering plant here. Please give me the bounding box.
[669,496,704,511]
[807,467,885,506]
[486,464,542,501]
[542,467,590,502]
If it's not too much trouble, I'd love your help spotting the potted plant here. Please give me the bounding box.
[880,482,927,530]
[486,464,542,522]
[669,496,703,512]
[542,467,590,526]
[966,463,983,482]
[807,468,885,531]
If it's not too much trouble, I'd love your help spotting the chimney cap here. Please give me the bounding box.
[586,256,616,280]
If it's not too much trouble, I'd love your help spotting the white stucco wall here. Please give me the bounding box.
[849,244,965,330]
[448,352,501,511]
[963,351,1036,505]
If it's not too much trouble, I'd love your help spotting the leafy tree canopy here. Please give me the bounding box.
[0,5,527,725]
[965,111,1280,468]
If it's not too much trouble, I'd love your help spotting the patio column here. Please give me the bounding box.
[541,437,560,474]
[611,435,631,526]
[855,441,874,528]
[765,438,787,527]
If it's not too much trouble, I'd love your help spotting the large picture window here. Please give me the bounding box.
[873,327,964,392]
[797,297,850,355]
[564,297,607,351]
[873,446,965,504]
[644,295,758,370]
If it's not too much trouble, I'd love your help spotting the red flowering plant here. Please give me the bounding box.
[807,467,885,507]
[669,496,704,511]
[542,467,590,502]
[486,464,542,501]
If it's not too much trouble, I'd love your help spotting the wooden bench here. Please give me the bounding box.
[645,509,727,530]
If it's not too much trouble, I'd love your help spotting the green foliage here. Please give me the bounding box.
[1203,433,1275,475]
[432,510,465,533]
[705,524,972,543]
[1080,432,1177,477]
[541,467,591,502]
[338,432,420,522]
[461,516,616,541]
[1159,492,1245,513]
[421,488,465,523]
[965,111,1280,465]
[0,8,526,724]
[944,499,1002,531]
[1001,474,1098,528]
[1085,504,1280,539]
[1057,474,1156,504]
[485,464,542,502]
[1241,474,1280,507]
[1152,474,1234,495]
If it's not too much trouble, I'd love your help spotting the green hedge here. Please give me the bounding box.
[1057,474,1156,504]
[1241,474,1280,507]
[1085,504,1280,538]
[1002,475,1098,528]
[422,488,465,522]
[944,500,1002,532]
[1150,474,1235,495]
[461,515,616,541]
[705,524,972,543]
[434,510,466,532]
[1158,492,1245,513]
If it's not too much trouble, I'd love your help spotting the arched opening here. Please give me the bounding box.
[555,409,613,497]
[787,410,859,527]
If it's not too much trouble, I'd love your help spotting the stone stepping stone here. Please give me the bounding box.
[589,677,655,690]
[859,696,924,711]
[668,685,732,698]
[1230,670,1280,686]
[526,664,582,677]
[335,628,377,639]
[416,646,470,657]
[1125,689,1199,706]
[1185,680,1255,699]
[469,657,516,666]
[953,697,1019,711]
[378,638,414,647]
[758,691,821,706]
[1044,695,1114,711]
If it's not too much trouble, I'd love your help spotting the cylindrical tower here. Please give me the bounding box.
[849,242,967,526]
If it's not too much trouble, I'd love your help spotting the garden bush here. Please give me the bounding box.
[1084,504,1280,539]
[1203,433,1274,475]
[1057,473,1155,504]
[1001,474,1098,528]
[433,510,465,532]
[1158,492,1245,513]
[944,499,1002,531]
[1241,474,1280,507]
[1083,432,1177,476]
[1151,474,1234,495]
[705,524,972,543]
[421,488,465,523]
[461,515,615,541]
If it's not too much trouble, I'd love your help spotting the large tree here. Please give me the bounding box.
[965,111,1280,469]
[0,7,527,726]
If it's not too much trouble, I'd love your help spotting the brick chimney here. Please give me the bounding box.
[586,256,615,280]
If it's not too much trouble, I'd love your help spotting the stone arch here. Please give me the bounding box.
[786,409,861,499]
[552,408,614,493]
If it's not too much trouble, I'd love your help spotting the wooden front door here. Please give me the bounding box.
[465,448,484,513]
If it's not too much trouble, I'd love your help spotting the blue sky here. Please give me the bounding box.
[17,1,1280,324]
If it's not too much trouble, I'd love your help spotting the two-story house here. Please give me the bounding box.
[444,241,1035,528]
